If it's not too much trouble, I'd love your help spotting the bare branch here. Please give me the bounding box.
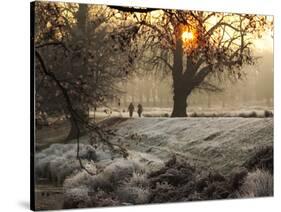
[35,50,129,175]
[35,41,69,51]
[149,56,173,71]
[109,5,160,13]
[196,81,223,92]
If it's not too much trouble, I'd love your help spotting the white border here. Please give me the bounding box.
[0,0,279,211]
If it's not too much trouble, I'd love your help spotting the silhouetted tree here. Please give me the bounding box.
[136,11,272,116]
[35,2,140,136]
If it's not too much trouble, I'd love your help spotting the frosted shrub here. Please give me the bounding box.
[64,170,96,189]
[115,171,150,204]
[238,169,273,197]
[116,185,150,204]
[88,159,145,192]
[35,143,98,184]
[63,185,91,209]
[62,158,148,207]
[88,190,120,207]
[127,172,149,188]
[64,158,145,191]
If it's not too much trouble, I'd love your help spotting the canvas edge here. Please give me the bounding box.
[30,1,36,211]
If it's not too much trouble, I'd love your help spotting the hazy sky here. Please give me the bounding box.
[254,30,273,52]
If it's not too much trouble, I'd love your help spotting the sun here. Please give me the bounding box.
[177,24,199,51]
[182,31,194,42]
[180,27,199,51]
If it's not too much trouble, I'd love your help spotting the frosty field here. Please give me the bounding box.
[34,117,273,209]
[107,117,273,173]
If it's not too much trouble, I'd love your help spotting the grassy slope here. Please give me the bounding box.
[34,117,273,209]
[109,117,273,174]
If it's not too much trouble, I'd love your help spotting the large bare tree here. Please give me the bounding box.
[133,10,272,116]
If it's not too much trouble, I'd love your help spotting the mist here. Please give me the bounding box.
[112,49,273,112]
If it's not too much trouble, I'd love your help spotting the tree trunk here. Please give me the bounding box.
[67,118,83,141]
[66,3,89,141]
[171,37,188,117]
[66,109,88,141]
[171,90,188,117]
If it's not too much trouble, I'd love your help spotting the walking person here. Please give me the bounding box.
[137,103,143,117]
[128,102,135,118]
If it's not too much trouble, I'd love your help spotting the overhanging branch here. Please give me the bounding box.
[108,5,160,13]
[35,50,128,175]
[35,41,69,51]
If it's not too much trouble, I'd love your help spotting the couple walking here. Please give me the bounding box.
[128,103,143,118]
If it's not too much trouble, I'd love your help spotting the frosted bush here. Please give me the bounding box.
[102,159,145,181]
[115,171,150,204]
[65,188,121,208]
[64,170,96,190]
[127,172,149,188]
[88,190,121,207]
[35,143,99,184]
[53,159,83,184]
[127,151,165,173]
[238,169,273,197]
[63,185,91,209]
[116,185,150,204]
[63,158,146,191]
[62,158,148,207]
[88,159,146,192]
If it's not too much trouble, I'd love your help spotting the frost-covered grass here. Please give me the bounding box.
[63,158,145,190]
[62,158,149,207]
[238,169,273,197]
[114,117,273,173]
[35,117,273,209]
[35,143,110,184]
[62,156,273,208]
[35,142,153,207]
[116,185,150,204]
[63,185,91,209]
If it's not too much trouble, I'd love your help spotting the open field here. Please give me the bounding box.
[34,116,273,209]
[105,117,273,173]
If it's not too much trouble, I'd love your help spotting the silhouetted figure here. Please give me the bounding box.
[117,99,121,116]
[137,104,143,117]
[128,102,135,118]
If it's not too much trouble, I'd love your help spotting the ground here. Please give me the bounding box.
[34,114,273,210]
[104,117,273,173]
